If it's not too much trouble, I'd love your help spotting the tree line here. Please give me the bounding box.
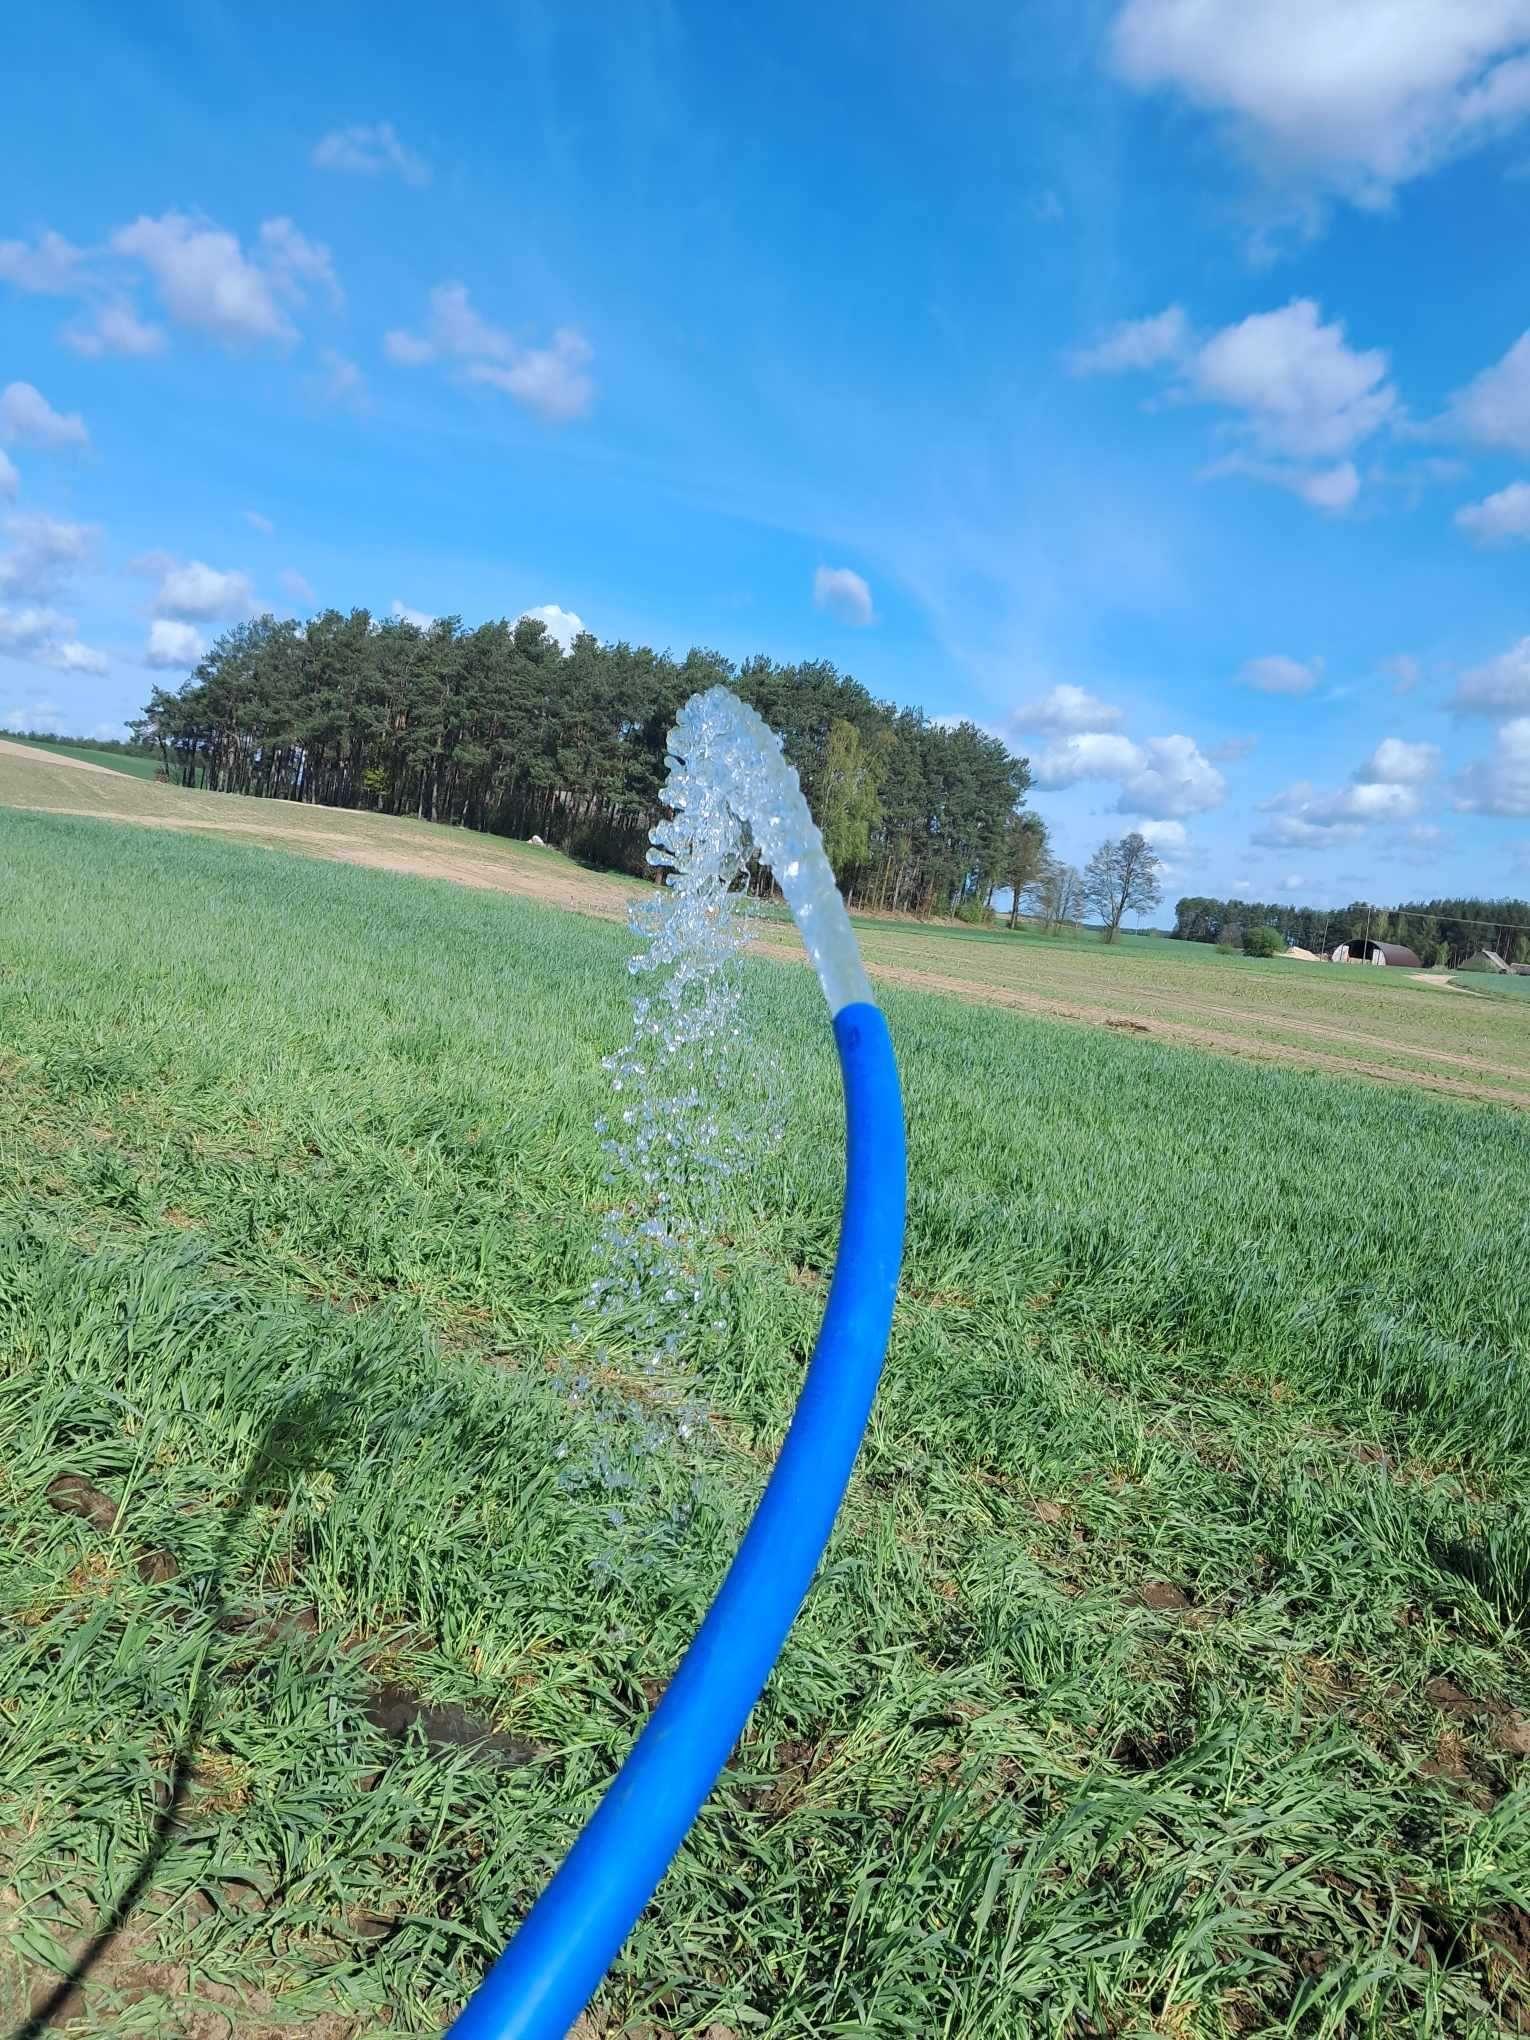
[1171,894,1530,966]
[134,610,1046,916]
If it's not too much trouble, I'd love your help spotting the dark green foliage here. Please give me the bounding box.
[1175,892,1530,966]
[134,613,1032,914]
[1243,924,1285,957]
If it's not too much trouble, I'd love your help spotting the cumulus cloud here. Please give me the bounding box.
[0,229,88,294]
[1362,736,1441,784]
[312,122,430,186]
[1118,733,1227,817]
[1131,816,1190,851]
[0,601,107,674]
[385,284,596,421]
[109,211,337,346]
[279,569,316,606]
[1032,731,1144,787]
[1073,298,1393,505]
[1237,653,1322,695]
[61,300,166,358]
[153,560,252,620]
[0,514,96,598]
[0,451,16,499]
[0,381,88,449]
[143,618,205,668]
[1449,636,1530,715]
[1191,300,1395,460]
[468,330,594,422]
[1455,716,1530,815]
[1456,478,1530,541]
[390,599,434,629]
[1449,328,1530,450]
[1109,0,1530,204]
[812,565,875,627]
[520,603,585,652]
[1067,306,1189,375]
[1011,682,1123,732]
[1033,727,1228,818]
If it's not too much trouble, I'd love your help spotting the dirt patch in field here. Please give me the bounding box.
[333,841,635,921]
[0,738,122,776]
[863,961,1530,1111]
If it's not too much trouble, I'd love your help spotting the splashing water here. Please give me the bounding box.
[563,687,870,1530]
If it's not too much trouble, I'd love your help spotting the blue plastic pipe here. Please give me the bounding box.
[449,1000,905,2040]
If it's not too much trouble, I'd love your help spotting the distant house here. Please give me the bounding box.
[1460,948,1510,973]
[1328,939,1423,967]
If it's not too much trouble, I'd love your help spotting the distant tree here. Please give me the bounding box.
[1082,831,1163,943]
[817,717,887,885]
[1001,811,1048,928]
[1243,924,1284,957]
[1028,856,1083,935]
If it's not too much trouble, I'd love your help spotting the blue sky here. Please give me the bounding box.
[5,0,1530,906]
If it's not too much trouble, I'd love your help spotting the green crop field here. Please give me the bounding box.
[3,805,1530,2038]
[1455,972,1530,1003]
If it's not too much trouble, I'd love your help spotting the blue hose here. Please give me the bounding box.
[448,1000,905,2040]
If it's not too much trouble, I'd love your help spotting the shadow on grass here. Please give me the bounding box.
[11,1370,364,2040]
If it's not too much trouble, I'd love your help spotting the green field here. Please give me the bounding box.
[0,733,162,779]
[1455,972,1530,1003]
[3,805,1529,2037]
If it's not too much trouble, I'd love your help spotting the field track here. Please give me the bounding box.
[2,741,1525,1109]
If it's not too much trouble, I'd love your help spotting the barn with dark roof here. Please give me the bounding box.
[1328,938,1423,967]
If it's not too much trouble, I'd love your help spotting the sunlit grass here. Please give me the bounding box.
[2,806,1528,2037]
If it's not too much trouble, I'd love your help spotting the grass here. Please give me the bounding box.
[0,734,162,779]
[1,740,1525,1114]
[1454,972,1530,1003]
[1,811,1529,2037]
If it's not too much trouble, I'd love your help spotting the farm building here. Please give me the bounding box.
[1328,939,1423,967]
[1460,949,1510,973]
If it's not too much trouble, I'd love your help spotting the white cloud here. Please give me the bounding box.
[279,568,316,606]
[1132,816,1190,850]
[0,451,16,499]
[390,599,434,629]
[1110,0,1530,204]
[1118,733,1226,817]
[1382,652,1421,694]
[153,560,252,620]
[1456,478,1530,541]
[1362,736,1440,783]
[387,285,596,421]
[1449,328,1530,450]
[1450,636,1530,715]
[144,618,205,668]
[0,229,88,294]
[316,348,366,406]
[1033,730,1145,786]
[1191,300,1395,460]
[110,211,336,345]
[0,600,107,674]
[1067,305,1189,375]
[1455,716,1530,815]
[244,510,274,536]
[1237,653,1322,695]
[813,565,875,627]
[0,514,95,598]
[0,381,88,449]
[62,301,165,358]
[468,329,594,422]
[520,602,585,652]
[312,121,430,186]
[1208,732,1258,762]
[1292,460,1361,512]
[384,327,437,366]
[1012,682,1123,732]
[259,218,341,307]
